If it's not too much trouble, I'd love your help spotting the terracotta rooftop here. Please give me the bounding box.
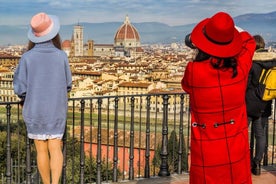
[114,15,140,41]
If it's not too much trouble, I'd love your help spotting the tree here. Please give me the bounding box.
[168,130,178,172]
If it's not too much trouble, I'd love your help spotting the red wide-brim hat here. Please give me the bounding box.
[190,12,242,58]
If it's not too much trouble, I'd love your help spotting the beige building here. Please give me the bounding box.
[0,71,18,102]
[0,55,19,66]
[0,55,20,102]
[117,81,153,96]
[93,44,114,57]
[86,40,94,56]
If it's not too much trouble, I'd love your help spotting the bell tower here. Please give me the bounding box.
[73,24,84,56]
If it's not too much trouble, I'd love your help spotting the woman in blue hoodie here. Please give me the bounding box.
[13,12,72,184]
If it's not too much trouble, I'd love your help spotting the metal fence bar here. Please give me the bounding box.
[25,136,32,183]
[158,94,170,177]
[113,97,119,182]
[263,117,269,166]
[96,98,102,184]
[129,96,135,180]
[71,100,76,184]
[144,95,151,178]
[79,99,85,184]
[122,96,126,181]
[61,125,67,184]
[153,95,158,176]
[105,98,110,183]
[178,94,184,174]
[272,100,276,165]
[6,104,12,184]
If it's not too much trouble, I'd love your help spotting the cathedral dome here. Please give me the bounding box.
[62,40,71,48]
[114,15,140,47]
[62,40,71,56]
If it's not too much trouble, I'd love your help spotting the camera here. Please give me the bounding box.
[185,33,196,49]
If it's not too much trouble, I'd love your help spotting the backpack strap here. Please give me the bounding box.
[259,68,269,84]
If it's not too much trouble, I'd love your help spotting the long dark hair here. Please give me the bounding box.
[27,34,62,50]
[194,49,238,78]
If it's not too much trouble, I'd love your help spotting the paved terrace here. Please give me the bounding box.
[115,166,276,184]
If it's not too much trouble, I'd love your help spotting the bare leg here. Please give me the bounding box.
[48,139,63,184]
[34,140,50,184]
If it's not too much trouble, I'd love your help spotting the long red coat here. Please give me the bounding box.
[182,31,256,184]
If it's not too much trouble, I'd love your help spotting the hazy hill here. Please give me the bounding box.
[1,11,276,46]
[234,11,276,42]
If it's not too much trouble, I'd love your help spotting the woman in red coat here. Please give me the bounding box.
[181,12,256,184]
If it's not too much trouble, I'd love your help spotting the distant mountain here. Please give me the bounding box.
[233,11,276,42]
[1,11,276,46]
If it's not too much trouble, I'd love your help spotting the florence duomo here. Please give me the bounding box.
[62,15,143,58]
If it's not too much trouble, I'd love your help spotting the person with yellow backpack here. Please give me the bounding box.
[246,35,276,175]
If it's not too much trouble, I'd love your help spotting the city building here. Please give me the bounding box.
[85,40,94,56]
[93,44,114,57]
[0,54,20,102]
[72,24,84,56]
[0,70,18,102]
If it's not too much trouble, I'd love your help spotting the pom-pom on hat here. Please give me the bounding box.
[190,12,242,58]
[28,12,60,43]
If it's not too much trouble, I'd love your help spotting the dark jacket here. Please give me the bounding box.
[246,49,276,118]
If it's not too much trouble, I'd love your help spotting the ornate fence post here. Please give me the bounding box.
[6,104,11,184]
[272,104,276,164]
[79,99,85,184]
[263,120,269,166]
[144,95,151,178]
[113,97,119,182]
[25,137,32,184]
[61,125,67,184]
[129,96,135,180]
[96,98,102,184]
[158,94,170,176]
[178,94,184,174]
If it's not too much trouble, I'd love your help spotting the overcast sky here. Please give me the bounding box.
[0,0,276,26]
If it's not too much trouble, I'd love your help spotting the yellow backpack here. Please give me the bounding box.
[258,67,276,101]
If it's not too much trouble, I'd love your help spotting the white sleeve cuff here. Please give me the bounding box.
[235,26,244,32]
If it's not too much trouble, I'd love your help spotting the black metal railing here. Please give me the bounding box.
[0,94,275,183]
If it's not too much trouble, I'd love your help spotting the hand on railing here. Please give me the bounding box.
[19,98,24,107]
